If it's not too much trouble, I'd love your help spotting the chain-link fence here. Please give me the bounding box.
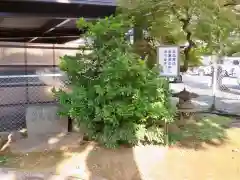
[170,61,240,116]
[0,43,78,131]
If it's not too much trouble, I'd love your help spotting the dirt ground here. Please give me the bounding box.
[0,128,240,180]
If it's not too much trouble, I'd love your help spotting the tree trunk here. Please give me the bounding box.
[133,25,143,43]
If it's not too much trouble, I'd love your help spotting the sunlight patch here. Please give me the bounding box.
[191,100,208,106]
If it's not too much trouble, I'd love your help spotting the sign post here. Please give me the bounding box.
[157,45,180,146]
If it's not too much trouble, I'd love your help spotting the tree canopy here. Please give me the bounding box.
[118,0,240,70]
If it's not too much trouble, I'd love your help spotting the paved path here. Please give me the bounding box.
[0,168,87,180]
[0,168,108,180]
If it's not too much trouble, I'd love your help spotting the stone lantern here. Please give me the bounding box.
[172,88,199,125]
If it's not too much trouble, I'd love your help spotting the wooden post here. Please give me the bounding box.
[68,116,73,132]
[164,120,169,146]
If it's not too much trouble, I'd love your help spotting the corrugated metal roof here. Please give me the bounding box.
[7,0,116,6]
[0,0,116,43]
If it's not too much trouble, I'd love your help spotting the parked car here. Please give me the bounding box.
[194,65,230,77]
[195,66,213,76]
[189,58,240,77]
[169,74,182,83]
[222,65,240,77]
[220,59,240,77]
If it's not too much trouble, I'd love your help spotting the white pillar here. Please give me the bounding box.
[211,55,218,111]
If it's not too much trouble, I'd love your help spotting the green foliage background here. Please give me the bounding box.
[118,0,240,70]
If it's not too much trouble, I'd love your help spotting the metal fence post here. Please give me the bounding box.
[24,43,29,105]
[210,55,218,111]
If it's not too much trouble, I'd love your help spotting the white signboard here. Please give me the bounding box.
[157,46,180,77]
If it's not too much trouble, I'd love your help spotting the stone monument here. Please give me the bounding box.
[26,105,68,136]
[172,88,199,126]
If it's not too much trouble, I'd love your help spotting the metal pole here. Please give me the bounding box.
[24,44,28,104]
[210,55,218,111]
[164,77,169,146]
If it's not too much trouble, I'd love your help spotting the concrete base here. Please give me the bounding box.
[26,105,68,137]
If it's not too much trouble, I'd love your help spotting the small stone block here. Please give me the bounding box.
[26,105,68,136]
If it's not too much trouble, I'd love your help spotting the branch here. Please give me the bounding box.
[179,12,195,49]
[0,133,12,152]
[171,6,196,72]
[170,5,182,20]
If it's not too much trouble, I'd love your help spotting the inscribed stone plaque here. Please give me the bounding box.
[26,105,68,136]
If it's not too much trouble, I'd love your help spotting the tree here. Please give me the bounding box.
[225,42,240,56]
[54,16,174,148]
[118,0,240,71]
[194,2,239,57]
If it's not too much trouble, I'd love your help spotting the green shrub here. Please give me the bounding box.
[54,16,175,148]
[0,156,8,165]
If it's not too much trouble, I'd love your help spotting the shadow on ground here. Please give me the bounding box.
[85,144,142,180]
[168,113,232,150]
[52,142,143,180]
[1,118,240,180]
[2,133,143,180]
